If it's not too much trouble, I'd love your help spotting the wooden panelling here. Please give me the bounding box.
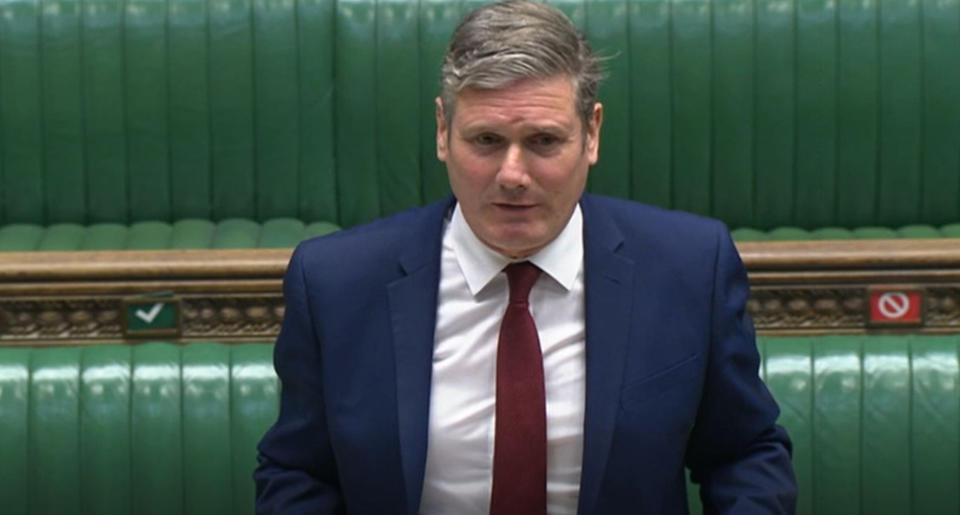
[4,242,960,344]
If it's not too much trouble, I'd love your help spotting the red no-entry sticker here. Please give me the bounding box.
[869,290,923,325]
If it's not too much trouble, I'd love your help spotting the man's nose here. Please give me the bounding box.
[496,144,529,189]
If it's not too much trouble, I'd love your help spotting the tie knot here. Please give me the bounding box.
[505,262,541,305]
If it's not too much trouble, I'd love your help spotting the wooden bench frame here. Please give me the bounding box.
[3,240,960,344]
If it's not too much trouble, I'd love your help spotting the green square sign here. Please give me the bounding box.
[124,298,181,337]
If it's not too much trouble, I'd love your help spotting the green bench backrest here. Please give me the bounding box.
[753,335,960,515]
[1,336,959,514]
[0,342,277,515]
[1,0,958,231]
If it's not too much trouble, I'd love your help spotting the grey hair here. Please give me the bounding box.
[440,1,605,130]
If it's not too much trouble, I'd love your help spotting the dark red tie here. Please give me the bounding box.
[490,262,547,515]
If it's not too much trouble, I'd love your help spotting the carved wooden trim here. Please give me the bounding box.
[181,295,285,337]
[0,294,285,343]
[3,240,960,344]
[924,287,960,327]
[0,298,123,340]
[746,287,866,330]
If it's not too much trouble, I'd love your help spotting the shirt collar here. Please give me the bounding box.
[449,202,583,296]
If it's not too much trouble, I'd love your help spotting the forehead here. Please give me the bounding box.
[452,76,579,131]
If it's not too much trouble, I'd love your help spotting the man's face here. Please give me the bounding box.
[436,76,603,258]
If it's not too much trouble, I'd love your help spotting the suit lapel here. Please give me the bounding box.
[385,196,640,514]
[386,198,451,515]
[577,196,636,515]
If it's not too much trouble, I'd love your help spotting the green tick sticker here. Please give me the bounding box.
[124,297,181,337]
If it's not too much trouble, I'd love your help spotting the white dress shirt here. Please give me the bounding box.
[420,204,586,515]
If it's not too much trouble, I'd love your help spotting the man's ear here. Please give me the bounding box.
[586,102,603,165]
[435,97,448,162]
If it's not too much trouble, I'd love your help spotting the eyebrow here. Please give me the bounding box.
[459,123,573,135]
[529,125,569,134]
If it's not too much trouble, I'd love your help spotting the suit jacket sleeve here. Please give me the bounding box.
[254,245,345,514]
[685,225,798,514]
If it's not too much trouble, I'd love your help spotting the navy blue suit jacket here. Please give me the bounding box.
[255,194,797,514]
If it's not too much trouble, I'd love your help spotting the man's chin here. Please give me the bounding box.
[482,231,549,259]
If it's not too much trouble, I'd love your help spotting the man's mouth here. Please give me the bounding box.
[493,203,536,212]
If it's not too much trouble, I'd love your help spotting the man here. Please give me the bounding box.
[254,1,797,514]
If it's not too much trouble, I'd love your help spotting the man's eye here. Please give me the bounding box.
[474,134,501,146]
[530,134,560,147]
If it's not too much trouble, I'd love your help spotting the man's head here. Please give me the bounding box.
[436,1,605,259]
[439,0,604,133]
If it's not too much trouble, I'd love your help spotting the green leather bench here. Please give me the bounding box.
[2,336,958,514]
[0,219,340,251]
[1,0,958,248]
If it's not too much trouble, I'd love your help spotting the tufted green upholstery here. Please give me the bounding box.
[1,0,958,238]
[5,217,956,248]
[0,219,339,250]
[732,223,960,241]
[1,337,959,514]
[752,335,960,515]
[0,342,278,515]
